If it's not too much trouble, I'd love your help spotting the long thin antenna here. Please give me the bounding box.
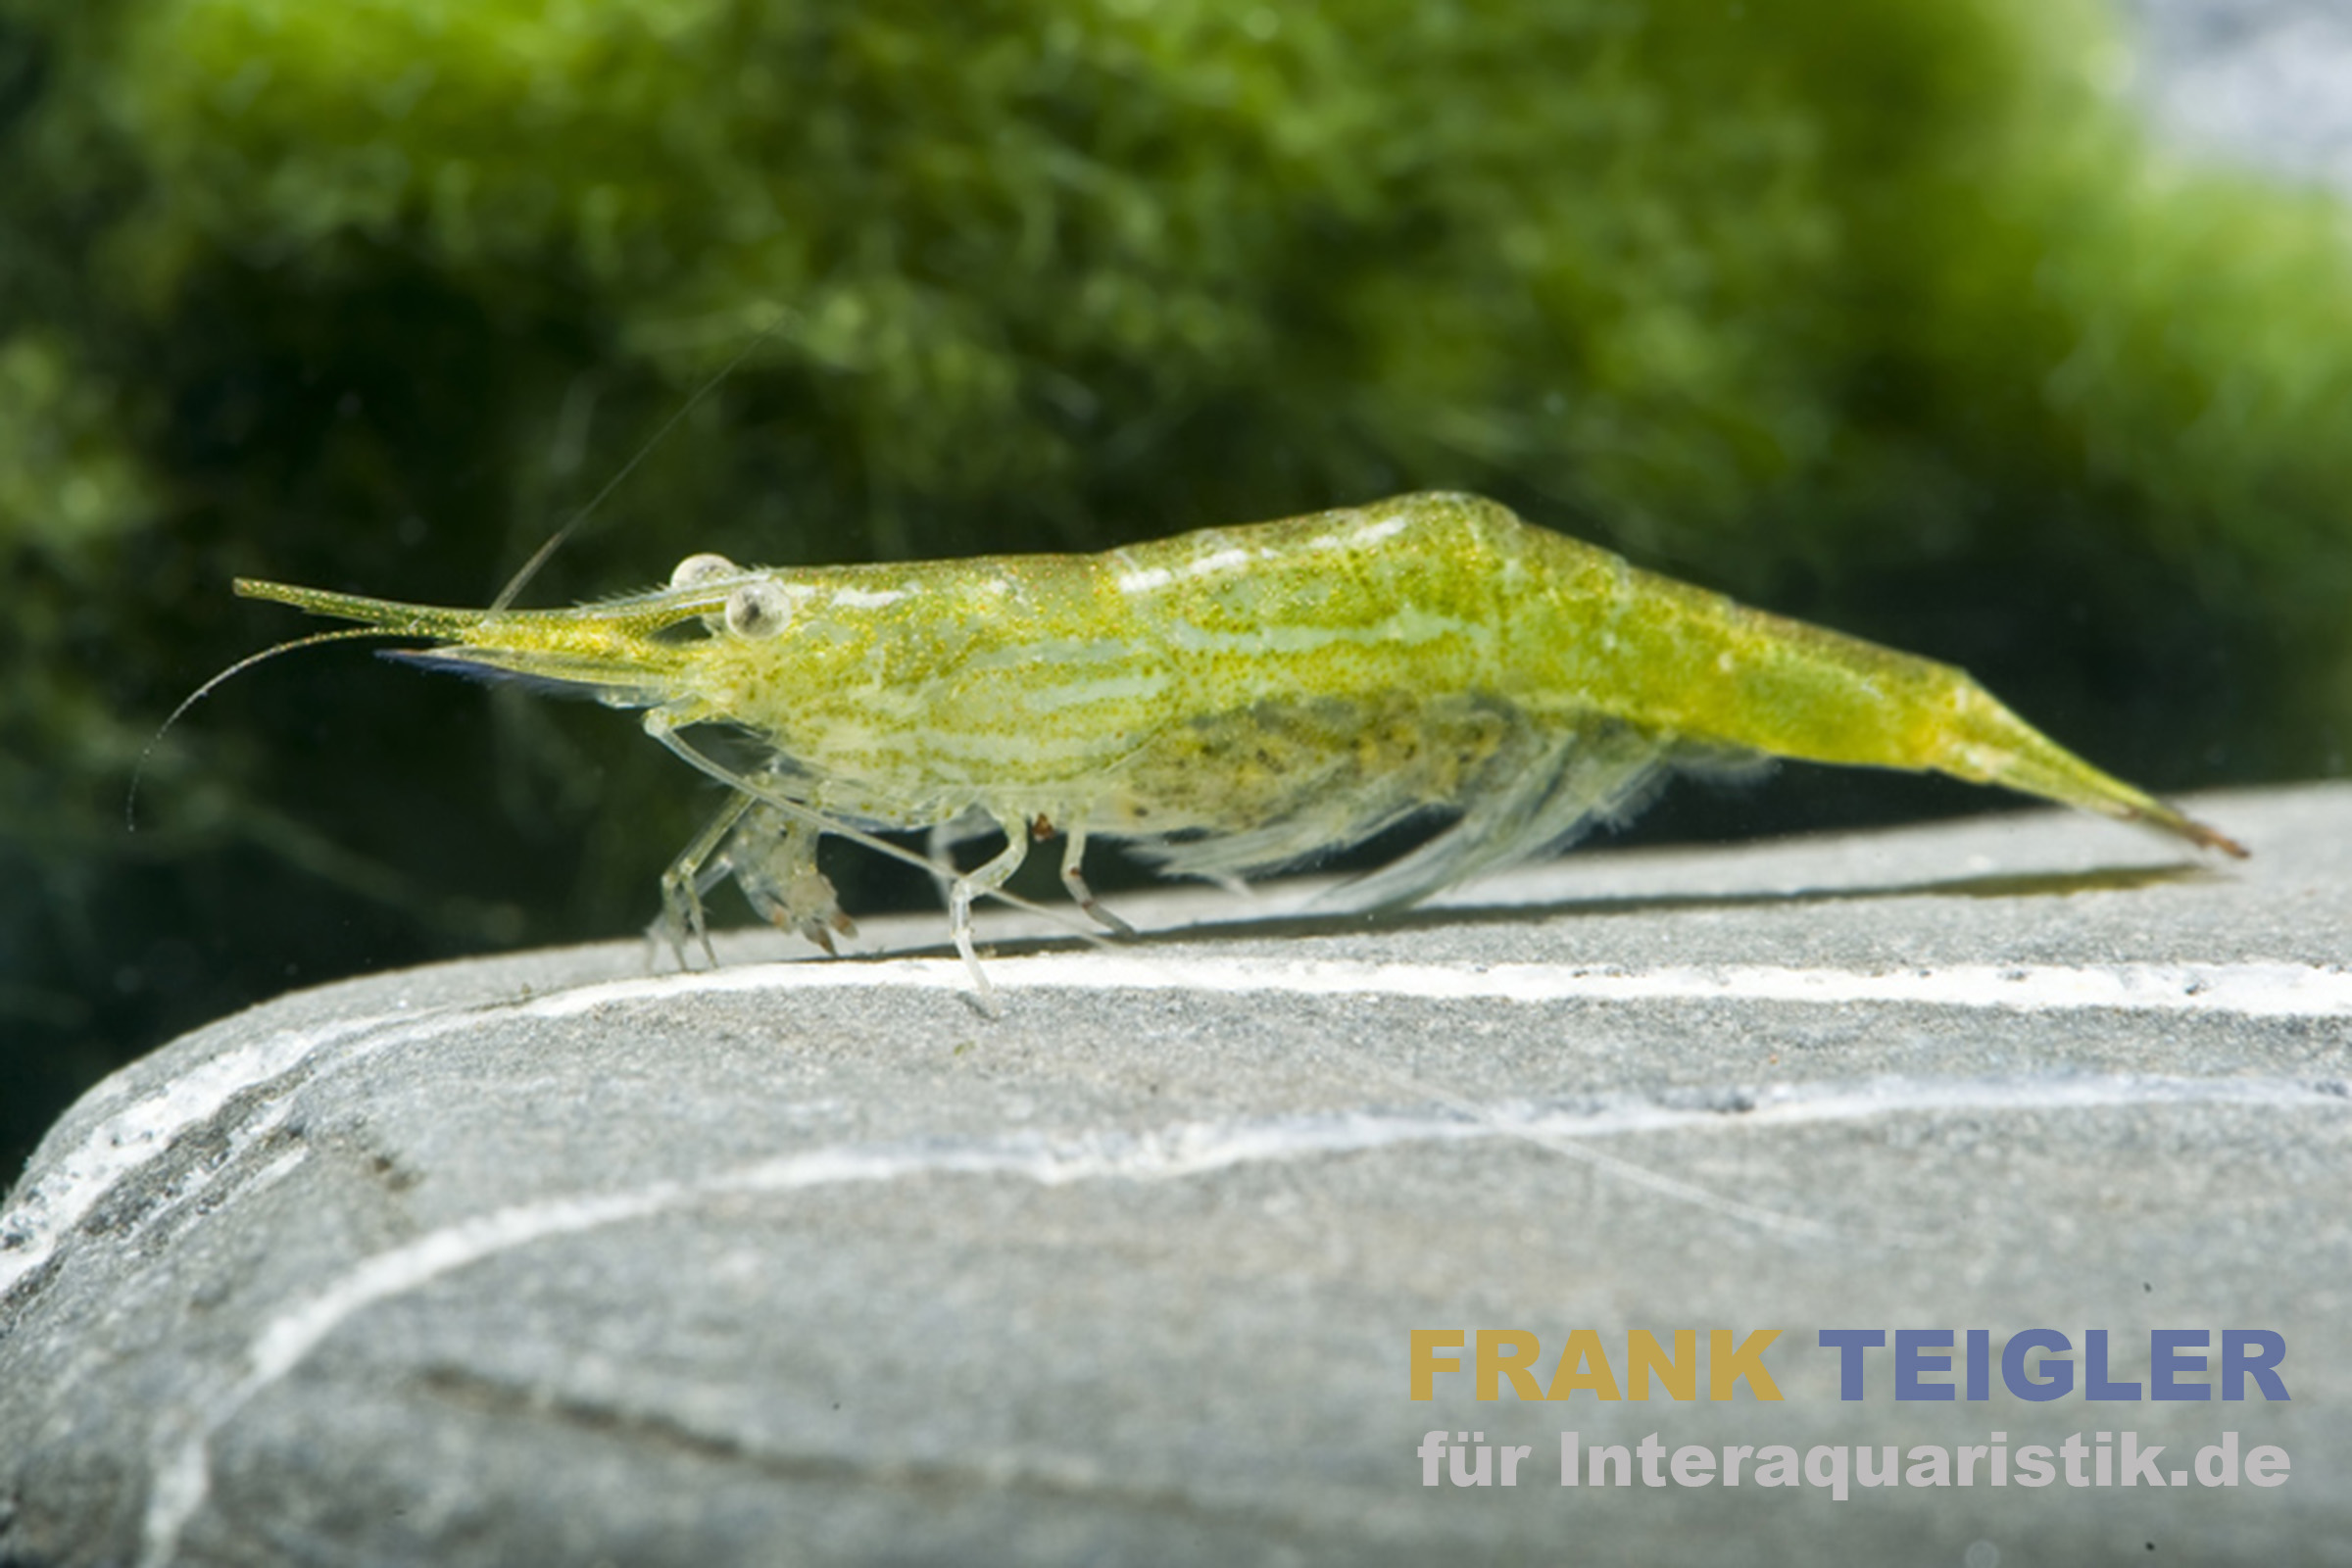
[126,627,392,830]
[490,308,797,612]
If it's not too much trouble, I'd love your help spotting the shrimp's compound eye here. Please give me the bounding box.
[724,579,792,639]
[668,552,740,590]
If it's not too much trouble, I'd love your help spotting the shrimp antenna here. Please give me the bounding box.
[491,307,799,613]
[132,312,799,831]
[126,626,394,831]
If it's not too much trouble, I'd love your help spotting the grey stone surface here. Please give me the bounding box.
[2,781,2347,1566]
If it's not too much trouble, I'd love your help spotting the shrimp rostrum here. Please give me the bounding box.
[238,492,2245,1004]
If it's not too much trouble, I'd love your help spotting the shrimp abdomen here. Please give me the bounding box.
[1485,503,2245,856]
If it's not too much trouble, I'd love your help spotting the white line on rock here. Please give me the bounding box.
[0,1011,420,1299]
[525,955,2352,1018]
[10,957,2347,1303]
[135,1069,2350,1566]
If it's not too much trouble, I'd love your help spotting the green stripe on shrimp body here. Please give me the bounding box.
[682,496,1531,802]
[692,493,1965,795]
[242,489,2225,856]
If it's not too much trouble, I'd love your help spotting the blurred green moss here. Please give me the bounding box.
[5,0,2351,1172]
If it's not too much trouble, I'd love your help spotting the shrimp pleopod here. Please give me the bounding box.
[238,492,2243,1002]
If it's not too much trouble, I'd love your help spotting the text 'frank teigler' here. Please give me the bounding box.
[1408,1328,2291,1495]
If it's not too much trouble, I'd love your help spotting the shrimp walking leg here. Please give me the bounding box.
[238,490,2248,1015]
[950,815,1032,1015]
[924,809,995,915]
[657,791,757,968]
[642,715,1111,972]
[924,819,957,912]
[1057,824,1137,939]
[723,808,857,955]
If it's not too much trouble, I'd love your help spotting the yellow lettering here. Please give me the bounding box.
[1628,1330,1697,1401]
[1544,1329,1623,1401]
[1710,1329,1785,1401]
[1410,1329,1465,1400]
[1476,1329,1544,1400]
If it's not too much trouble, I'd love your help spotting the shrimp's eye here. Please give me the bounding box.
[669,552,739,590]
[724,579,791,639]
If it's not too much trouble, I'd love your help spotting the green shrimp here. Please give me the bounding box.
[236,492,2245,1006]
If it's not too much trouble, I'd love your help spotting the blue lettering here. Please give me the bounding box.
[2003,1330,2073,1401]
[2151,1330,2210,1401]
[1819,1330,1885,1400]
[2084,1329,2142,1400]
[1895,1331,1955,1400]
[2222,1331,2289,1401]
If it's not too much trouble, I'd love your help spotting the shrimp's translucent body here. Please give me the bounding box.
[238,492,2244,1004]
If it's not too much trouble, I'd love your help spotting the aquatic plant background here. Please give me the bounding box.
[5,0,2350,1176]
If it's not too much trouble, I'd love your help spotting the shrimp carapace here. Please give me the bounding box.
[237,492,2246,1000]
